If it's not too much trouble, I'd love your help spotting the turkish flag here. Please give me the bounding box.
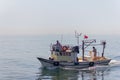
[84,35,88,39]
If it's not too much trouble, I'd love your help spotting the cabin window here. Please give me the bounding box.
[59,52,62,56]
[63,52,65,56]
[66,52,69,56]
[69,53,71,56]
[58,52,72,56]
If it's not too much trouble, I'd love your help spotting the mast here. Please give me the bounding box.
[82,40,85,61]
[75,31,82,47]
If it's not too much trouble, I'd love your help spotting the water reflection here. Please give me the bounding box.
[36,65,110,80]
[78,65,110,80]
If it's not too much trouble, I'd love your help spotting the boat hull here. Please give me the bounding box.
[37,57,55,68]
[37,57,111,69]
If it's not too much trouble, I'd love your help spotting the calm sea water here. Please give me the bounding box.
[0,35,120,80]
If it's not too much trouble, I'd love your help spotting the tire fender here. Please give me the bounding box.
[53,62,59,66]
[89,62,94,67]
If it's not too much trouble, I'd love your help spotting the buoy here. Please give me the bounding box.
[89,62,94,67]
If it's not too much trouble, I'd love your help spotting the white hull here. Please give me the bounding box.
[37,57,111,69]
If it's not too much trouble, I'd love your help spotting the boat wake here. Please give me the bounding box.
[109,59,120,67]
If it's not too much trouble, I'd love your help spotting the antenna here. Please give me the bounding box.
[61,34,63,44]
[75,30,82,46]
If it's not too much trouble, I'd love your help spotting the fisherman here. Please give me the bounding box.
[55,40,62,52]
[93,47,97,58]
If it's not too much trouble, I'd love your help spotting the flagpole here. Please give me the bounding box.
[82,40,85,61]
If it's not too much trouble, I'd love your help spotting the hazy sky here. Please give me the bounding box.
[0,0,120,35]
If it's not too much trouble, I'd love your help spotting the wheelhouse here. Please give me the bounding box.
[50,43,79,62]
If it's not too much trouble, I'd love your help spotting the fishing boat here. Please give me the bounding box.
[37,34,111,69]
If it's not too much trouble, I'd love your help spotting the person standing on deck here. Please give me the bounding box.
[55,40,62,52]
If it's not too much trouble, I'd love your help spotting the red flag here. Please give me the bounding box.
[84,35,88,39]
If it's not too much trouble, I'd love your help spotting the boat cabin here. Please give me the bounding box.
[49,41,79,62]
